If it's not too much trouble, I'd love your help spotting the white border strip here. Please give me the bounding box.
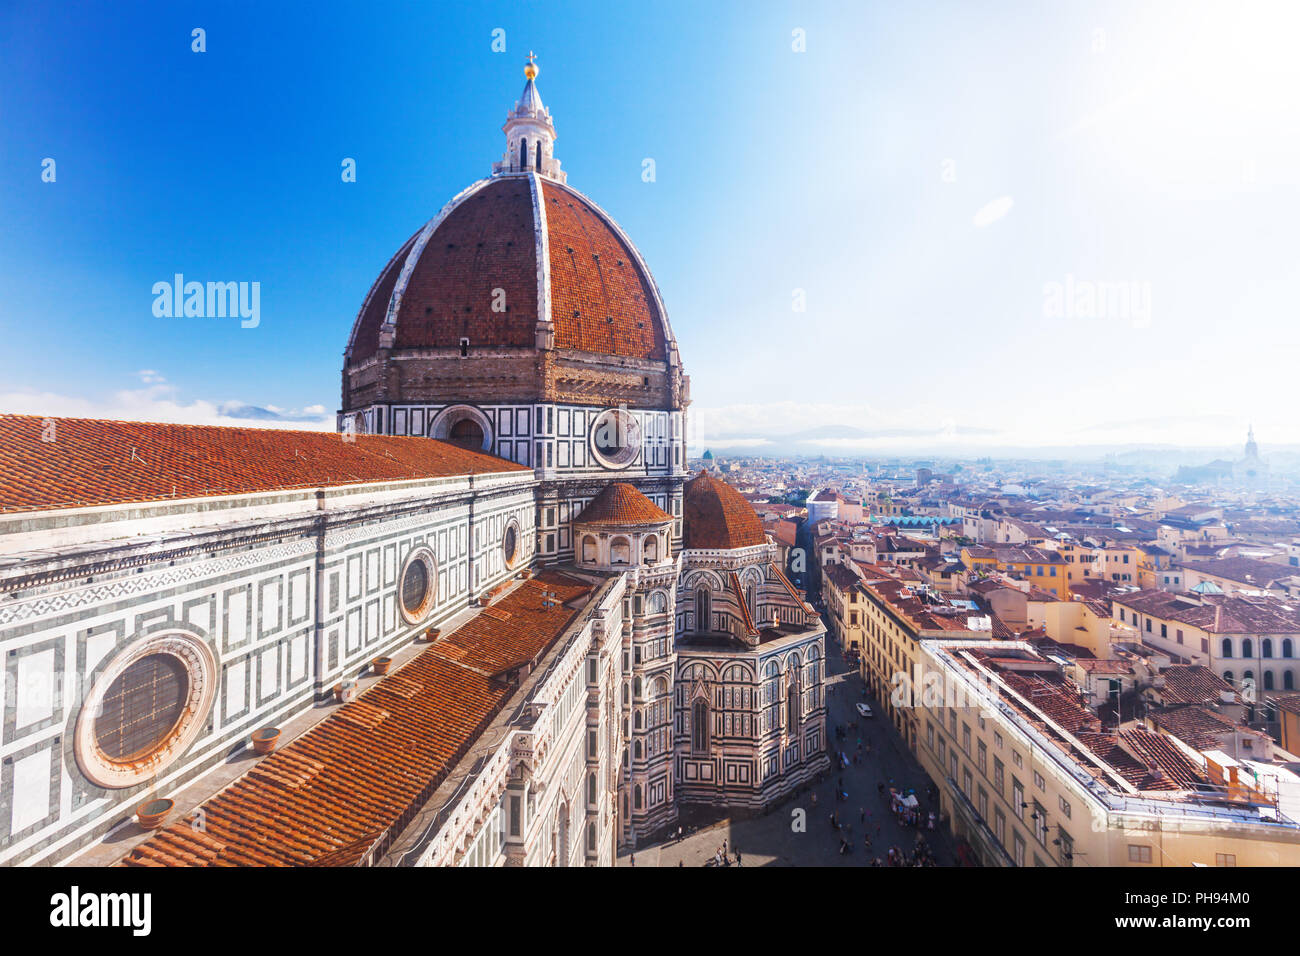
[527,172,552,334]
[384,177,496,332]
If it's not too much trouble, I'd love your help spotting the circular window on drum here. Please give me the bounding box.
[502,517,522,569]
[96,655,189,762]
[75,631,217,790]
[399,546,438,624]
[589,407,643,470]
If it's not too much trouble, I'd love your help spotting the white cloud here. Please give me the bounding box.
[0,377,334,431]
[972,196,1014,227]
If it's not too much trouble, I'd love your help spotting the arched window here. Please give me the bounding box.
[695,587,711,633]
[587,772,597,805]
[586,822,596,852]
[633,677,641,698]
[1224,669,1234,684]
[746,584,757,622]
[1264,639,1274,659]
[644,535,659,563]
[1222,639,1233,659]
[1243,639,1254,659]
[1264,671,1275,690]
[647,590,667,615]
[634,740,643,759]
[582,535,597,563]
[553,802,569,867]
[449,418,484,450]
[634,709,643,730]
[536,140,543,170]
[611,537,630,565]
[633,785,642,809]
[763,661,781,731]
[1285,639,1295,659]
[786,657,802,732]
[520,138,529,168]
[692,697,710,753]
[1285,671,1295,690]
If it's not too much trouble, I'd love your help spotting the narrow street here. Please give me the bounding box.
[620,629,958,867]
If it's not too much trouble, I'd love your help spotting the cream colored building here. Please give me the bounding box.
[1028,594,1126,657]
[856,574,990,752]
[822,562,866,657]
[910,640,1300,866]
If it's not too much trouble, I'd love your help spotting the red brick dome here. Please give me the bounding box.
[345,176,671,364]
[683,471,767,550]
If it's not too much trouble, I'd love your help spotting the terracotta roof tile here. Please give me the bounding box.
[683,471,766,550]
[397,177,539,352]
[729,572,758,637]
[1118,728,1207,789]
[120,571,592,867]
[346,177,668,362]
[0,415,527,513]
[1158,665,1238,706]
[574,482,670,526]
[541,181,666,359]
[1148,705,1242,751]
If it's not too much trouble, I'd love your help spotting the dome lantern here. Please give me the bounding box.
[493,52,565,182]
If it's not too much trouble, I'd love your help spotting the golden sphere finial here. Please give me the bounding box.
[524,51,538,80]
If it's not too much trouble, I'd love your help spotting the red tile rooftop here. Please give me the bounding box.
[574,482,671,526]
[0,414,529,513]
[683,471,767,550]
[119,570,592,867]
[346,178,667,363]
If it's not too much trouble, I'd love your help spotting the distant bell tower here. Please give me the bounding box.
[1245,425,1259,460]
[492,53,566,182]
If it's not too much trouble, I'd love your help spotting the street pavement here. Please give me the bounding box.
[619,631,958,867]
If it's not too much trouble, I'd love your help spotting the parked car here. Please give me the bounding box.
[856,703,873,718]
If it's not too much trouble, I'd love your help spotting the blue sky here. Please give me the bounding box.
[3,1,1299,454]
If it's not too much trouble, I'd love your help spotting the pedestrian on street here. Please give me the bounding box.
[630,853,635,867]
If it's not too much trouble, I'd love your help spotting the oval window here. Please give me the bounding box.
[589,407,643,469]
[503,519,520,568]
[399,547,438,624]
[95,654,190,763]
